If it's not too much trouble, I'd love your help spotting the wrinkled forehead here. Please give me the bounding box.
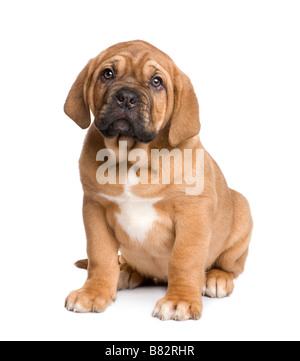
[94,43,175,82]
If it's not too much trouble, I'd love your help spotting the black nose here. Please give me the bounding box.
[115,88,139,109]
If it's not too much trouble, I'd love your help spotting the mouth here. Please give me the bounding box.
[110,118,133,133]
[99,118,135,139]
[97,116,157,144]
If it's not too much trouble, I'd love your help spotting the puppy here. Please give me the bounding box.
[64,40,253,321]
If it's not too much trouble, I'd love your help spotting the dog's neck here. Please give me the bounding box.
[101,125,170,162]
[88,122,202,166]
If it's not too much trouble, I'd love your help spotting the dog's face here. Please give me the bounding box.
[93,43,174,143]
[64,41,200,147]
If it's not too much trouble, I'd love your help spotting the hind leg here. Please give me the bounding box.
[74,257,146,291]
[117,260,146,291]
[203,190,253,298]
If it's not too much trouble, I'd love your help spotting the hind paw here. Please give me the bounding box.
[203,269,234,298]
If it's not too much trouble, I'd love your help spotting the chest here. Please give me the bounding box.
[99,181,175,280]
[100,186,164,244]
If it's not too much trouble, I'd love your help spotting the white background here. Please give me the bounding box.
[0,0,299,341]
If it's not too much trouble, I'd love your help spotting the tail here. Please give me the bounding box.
[74,259,88,270]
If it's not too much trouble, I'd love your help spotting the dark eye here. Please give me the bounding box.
[150,76,163,89]
[101,68,115,81]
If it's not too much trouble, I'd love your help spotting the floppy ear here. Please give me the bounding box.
[168,70,201,147]
[64,62,91,129]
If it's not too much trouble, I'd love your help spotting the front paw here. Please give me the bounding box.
[152,297,203,321]
[65,287,115,313]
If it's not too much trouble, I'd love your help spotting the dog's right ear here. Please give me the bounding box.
[64,62,92,129]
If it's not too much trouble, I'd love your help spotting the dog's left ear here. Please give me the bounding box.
[168,70,200,147]
[64,61,92,129]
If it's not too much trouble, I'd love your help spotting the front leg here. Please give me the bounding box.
[65,196,119,313]
[152,205,211,321]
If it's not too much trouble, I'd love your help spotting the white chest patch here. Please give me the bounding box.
[99,184,163,244]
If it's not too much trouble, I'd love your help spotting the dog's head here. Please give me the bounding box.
[64,40,200,147]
